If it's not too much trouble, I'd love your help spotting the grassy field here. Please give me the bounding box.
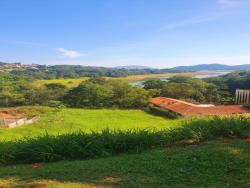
[122,71,208,81]
[0,107,182,141]
[34,77,89,87]
[34,72,207,88]
[1,139,250,187]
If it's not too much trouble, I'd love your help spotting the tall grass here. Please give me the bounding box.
[0,116,249,164]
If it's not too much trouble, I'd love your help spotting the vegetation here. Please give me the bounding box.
[0,106,249,187]
[34,77,89,88]
[63,78,155,108]
[0,107,182,141]
[0,77,155,108]
[0,74,27,106]
[143,76,221,104]
[33,72,208,89]
[147,105,180,119]
[1,70,250,108]
[6,64,180,79]
[1,139,250,187]
[0,115,249,164]
[121,71,206,82]
[206,70,250,95]
[142,71,250,104]
[245,104,250,109]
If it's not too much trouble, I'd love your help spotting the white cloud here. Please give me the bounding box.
[56,48,85,58]
[218,0,248,8]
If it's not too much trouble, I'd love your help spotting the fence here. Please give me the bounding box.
[0,116,40,128]
[235,89,250,105]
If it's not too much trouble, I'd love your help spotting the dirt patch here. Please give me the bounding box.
[0,107,45,119]
[0,109,24,119]
[178,139,200,146]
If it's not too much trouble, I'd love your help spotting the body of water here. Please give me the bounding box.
[130,71,231,87]
[193,71,231,79]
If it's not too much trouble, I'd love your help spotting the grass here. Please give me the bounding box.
[122,71,209,82]
[1,139,250,187]
[0,107,182,141]
[1,107,250,187]
[0,115,249,164]
[34,77,89,88]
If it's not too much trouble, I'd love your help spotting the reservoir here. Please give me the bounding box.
[131,71,231,87]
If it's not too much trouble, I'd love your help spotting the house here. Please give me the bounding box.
[149,97,250,117]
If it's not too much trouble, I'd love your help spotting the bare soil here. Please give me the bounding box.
[0,108,24,119]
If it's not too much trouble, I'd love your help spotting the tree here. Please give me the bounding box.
[63,78,152,108]
[63,82,114,108]
[143,79,166,90]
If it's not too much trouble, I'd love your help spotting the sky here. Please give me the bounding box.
[1,0,250,68]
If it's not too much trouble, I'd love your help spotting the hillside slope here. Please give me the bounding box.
[0,139,249,187]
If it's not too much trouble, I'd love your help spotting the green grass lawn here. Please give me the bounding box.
[1,139,250,187]
[0,107,182,141]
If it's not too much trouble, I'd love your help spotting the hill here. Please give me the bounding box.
[2,61,250,79]
[171,63,250,71]
[0,62,173,79]
[114,65,152,70]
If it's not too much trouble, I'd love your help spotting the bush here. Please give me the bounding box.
[0,116,249,164]
[47,100,65,108]
[244,104,250,109]
[147,105,180,119]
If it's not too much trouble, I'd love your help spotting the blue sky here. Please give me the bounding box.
[1,0,250,68]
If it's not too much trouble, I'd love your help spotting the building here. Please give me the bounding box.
[235,89,250,105]
[149,97,250,117]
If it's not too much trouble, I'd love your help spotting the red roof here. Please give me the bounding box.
[149,97,250,117]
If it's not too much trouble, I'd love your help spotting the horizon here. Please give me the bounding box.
[1,0,250,68]
[3,62,250,70]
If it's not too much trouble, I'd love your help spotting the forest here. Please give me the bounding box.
[4,64,179,79]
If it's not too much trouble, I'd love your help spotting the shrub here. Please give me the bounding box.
[0,116,249,164]
[47,100,65,108]
[147,105,180,119]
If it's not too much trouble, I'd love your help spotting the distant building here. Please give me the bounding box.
[235,89,250,105]
[149,97,249,117]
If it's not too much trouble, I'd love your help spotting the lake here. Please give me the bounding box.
[130,71,231,87]
[193,71,231,79]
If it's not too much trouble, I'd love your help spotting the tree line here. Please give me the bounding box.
[0,75,155,108]
[8,65,180,79]
[1,71,250,108]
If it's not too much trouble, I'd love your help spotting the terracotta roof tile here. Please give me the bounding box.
[149,97,250,117]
